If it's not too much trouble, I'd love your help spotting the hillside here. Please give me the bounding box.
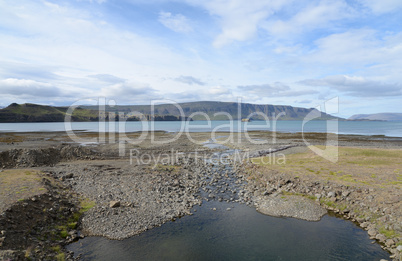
[0,103,189,123]
[349,113,402,121]
[0,103,99,123]
[82,101,339,121]
[0,101,340,123]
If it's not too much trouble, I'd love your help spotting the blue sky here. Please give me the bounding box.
[0,0,401,118]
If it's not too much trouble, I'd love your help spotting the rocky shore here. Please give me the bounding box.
[240,160,402,260]
[0,131,401,260]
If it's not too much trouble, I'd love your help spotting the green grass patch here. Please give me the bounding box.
[379,226,400,239]
[80,199,96,212]
[56,253,66,261]
[67,222,78,229]
[59,229,68,239]
[319,198,336,208]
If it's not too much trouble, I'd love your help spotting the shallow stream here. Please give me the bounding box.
[67,144,390,260]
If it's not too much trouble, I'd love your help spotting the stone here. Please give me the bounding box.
[385,239,395,247]
[360,222,369,228]
[397,245,402,252]
[327,191,336,198]
[315,193,321,199]
[65,173,74,179]
[109,201,120,208]
[342,191,350,197]
[367,229,377,237]
[375,233,387,242]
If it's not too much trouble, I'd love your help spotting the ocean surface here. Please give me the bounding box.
[0,120,401,137]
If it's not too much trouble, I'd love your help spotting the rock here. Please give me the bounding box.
[375,233,387,242]
[226,208,231,211]
[385,239,395,247]
[397,245,402,252]
[368,229,377,237]
[109,201,120,208]
[315,193,321,199]
[0,250,17,260]
[65,173,74,179]
[342,191,350,197]
[360,222,369,228]
[327,191,336,198]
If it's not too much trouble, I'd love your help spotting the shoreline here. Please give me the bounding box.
[0,131,401,260]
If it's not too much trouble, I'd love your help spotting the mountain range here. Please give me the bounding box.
[348,113,402,121]
[0,101,340,123]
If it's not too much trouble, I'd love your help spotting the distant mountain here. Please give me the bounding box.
[0,101,341,123]
[0,103,189,123]
[82,101,340,121]
[349,113,402,121]
[0,103,99,123]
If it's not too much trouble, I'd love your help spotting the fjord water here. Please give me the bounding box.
[68,201,389,261]
[1,120,402,137]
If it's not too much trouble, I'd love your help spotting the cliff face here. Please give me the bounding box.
[83,101,339,121]
[0,101,340,123]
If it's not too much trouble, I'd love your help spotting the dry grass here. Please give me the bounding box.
[0,134,26,143]
[251,146,402,188]
[0,169,46,213]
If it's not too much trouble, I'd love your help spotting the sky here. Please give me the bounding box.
[0,0,401,118]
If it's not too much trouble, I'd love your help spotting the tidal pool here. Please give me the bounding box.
[68,200,389,261]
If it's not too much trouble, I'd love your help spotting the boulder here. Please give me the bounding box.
[109,201,120,208]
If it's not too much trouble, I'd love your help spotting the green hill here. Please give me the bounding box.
[0,103,99,122]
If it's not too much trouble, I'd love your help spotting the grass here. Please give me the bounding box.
[80,199,96,213]
[0,169,46,210]
[67,222,78,229]
[51,245,66,261]
[379,226,400,239]
[319,198,336,208]
[68,198,96,228]
[282,191,317,200]
[250,146,402,187]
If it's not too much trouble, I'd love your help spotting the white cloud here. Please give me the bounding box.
[100,82,161,103]
[238,82,318,97]
[167,85,234,103]
[263,0,354,37]
[187,0,291,47]
[158,12,192,33]
[300,75,402,97]
[174,75,205,85]
[357,0,402,14]
[0,78,61,97]
[88,74,126,83]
